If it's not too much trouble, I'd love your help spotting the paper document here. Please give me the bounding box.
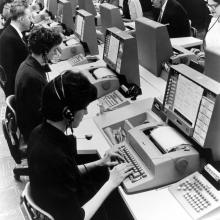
[93,68,116,79]
[150,126,189,153]
[66,38,78,46]
[125,22,135,30]
[49,61,72,80]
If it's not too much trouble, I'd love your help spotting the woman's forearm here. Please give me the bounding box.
[82,180,115,220]
[78,159,104,175]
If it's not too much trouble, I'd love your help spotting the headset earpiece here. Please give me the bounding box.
[63,106,74,122]
[54,74,74,123]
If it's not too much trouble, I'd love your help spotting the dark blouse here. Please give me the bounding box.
[15,55,48,143]
[28,122,85,220]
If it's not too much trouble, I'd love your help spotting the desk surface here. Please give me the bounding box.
[74,114,193,220]
[75,106,220,220]
[74,68,219,220]
[50,44,219,220]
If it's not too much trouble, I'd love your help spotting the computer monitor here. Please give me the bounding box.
[57,0,74,31]
[74,9,98,55]
[100,3,125,35]
[46,0,58,16]
[78,0,97,16]
[164,64,220,161]
[204,48,220,83]
[135,17,173,77]
[103,27,140,86]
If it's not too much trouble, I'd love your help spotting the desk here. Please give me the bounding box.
[73,61,220,219]
[83,74,162,120]
[139,65,166,95]
[75,102,220,220]
[74,112,192,220]
[50,54,220,219]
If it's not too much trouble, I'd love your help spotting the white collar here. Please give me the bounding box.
[10,22,23,39]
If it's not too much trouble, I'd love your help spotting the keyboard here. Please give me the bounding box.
[98,90,130,111]
[169,172,220,220]
[118,144,147,182]
[115,142,151,194]
[67,54,88,67]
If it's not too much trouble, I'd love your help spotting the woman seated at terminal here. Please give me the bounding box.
[15,26,62,143]
[28,70,134,220]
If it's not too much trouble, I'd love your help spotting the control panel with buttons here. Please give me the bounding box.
[169,171,220,220]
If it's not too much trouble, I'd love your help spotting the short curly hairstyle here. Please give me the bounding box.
[28,26,63,55]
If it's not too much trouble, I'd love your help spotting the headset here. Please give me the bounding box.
[41,49,52,73]
[53,73,75,124]
[53,73,93,140]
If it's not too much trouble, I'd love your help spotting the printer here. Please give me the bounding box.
[94,98,200,194]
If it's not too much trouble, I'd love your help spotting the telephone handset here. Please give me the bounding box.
[169,164,220,220]
[119,84,142,100]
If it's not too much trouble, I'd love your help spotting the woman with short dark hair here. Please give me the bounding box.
[28,70,133,220]
[15,26,62,143]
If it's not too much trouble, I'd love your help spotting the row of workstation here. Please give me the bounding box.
[44,1,220,220]
[70,59,220,220]
[63,52,220,220]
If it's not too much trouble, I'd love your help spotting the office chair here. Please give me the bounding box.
[0,64,7,97]
[2,95,29,180]
[21,182,54,220]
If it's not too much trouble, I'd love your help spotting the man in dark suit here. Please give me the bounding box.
[152,0,191,38]
[0,1,31,96]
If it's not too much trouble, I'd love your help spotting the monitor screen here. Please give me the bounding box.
[173,74,203,128]
[74,9,99,55]
[103,32,122,73]
[75,14,84,39]
[164,64,218,147]
[107,35,120,65]
[102,27,140,87]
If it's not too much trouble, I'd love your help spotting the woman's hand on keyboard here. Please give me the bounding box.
[108,163,134,188]
[99,146,125,167]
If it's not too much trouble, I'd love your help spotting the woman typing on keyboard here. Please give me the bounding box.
[27,70,133,220]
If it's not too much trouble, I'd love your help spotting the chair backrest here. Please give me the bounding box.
[0,64,7,95]
[2,95,21,164]
[21,182,54,220]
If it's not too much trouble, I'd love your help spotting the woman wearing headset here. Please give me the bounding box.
[28,70,133,220]
[15,26,62,143]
